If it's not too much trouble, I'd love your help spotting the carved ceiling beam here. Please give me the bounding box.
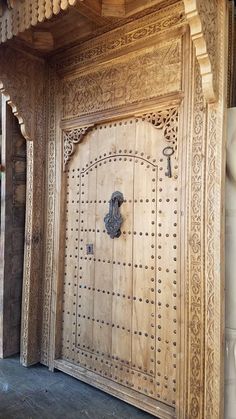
[183,0,219,103]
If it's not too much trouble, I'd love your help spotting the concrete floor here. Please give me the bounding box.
[0,357,155,419]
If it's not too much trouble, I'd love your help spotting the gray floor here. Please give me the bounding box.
[0,357,155,419]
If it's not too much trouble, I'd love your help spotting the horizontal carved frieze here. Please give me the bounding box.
[52,2,185,74]
[62,40,182,119]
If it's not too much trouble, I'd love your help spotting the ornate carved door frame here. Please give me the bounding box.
[45,3,228,415]
[0,0,228,416]
[0,46,46,366]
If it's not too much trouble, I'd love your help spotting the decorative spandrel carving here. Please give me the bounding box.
[63,126,94,169]
[63,107,179,170]
[140,107,178,151]
[62,40,182,119]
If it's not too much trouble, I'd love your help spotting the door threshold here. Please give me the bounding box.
[54,359,176,419]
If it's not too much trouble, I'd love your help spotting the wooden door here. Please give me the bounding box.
[59,110,179,416]
[0,97,26,357]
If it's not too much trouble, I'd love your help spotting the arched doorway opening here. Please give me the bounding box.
[0,94,26,357]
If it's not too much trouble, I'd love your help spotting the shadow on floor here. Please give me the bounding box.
[0,356,156,419]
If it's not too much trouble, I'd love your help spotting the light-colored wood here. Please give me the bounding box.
[0,0,228,418]
[54,358,176,418]
[60,110,180,415]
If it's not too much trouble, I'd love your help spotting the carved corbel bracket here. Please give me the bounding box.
[183,0,219,103]
[63,125,94,170]
[0,46,43,141]
[0,82,31,140]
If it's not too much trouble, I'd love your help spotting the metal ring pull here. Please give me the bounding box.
[162,146,174,157]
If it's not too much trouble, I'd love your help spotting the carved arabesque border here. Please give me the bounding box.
[187,57,206,419]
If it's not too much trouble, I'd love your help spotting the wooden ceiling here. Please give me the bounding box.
[10,0,175,55]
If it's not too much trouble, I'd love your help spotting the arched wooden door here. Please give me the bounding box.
[56,109,180,417]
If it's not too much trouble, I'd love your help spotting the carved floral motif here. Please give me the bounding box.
[63,126,93,169]
[141,107,178,151]
[188,59,206,419]
[62,40,182,119]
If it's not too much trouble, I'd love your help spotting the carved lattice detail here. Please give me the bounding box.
[141,107,178,150]
[63,126,93,170]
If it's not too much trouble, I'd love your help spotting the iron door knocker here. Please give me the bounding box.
[104,191,124,239]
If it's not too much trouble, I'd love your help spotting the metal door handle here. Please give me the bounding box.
[104,191,124,239]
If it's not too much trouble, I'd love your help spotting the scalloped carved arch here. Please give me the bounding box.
[0,82,31,141]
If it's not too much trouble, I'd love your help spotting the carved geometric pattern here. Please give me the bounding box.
[63,126,94,170]
[141,107,178,151]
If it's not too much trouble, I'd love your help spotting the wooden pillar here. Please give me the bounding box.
[0,96,26,358]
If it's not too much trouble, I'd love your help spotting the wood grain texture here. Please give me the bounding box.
[0,0,227,417]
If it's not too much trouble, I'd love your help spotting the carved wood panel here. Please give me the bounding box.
[62,39,182,120]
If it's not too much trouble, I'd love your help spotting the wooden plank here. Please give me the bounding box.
[111,120,135,365]
[102,0,125,17]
